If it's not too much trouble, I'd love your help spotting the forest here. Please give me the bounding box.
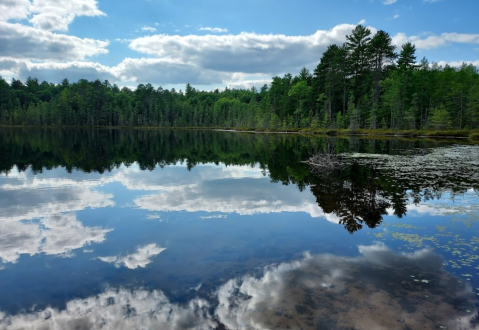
[0,25,478,131]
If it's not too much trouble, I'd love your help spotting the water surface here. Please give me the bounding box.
[0,128,478,329]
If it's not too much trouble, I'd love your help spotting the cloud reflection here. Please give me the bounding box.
[0,213,111,264]
[135,177,327,219]
[98,243,166,269]
[0,167,114,223]
[216,242,478,330]
[0,288,214,330]
[1,244,476,330]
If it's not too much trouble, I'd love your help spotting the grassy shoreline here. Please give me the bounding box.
[2,125,479,140]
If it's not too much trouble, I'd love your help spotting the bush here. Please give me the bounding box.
[470,133,479,140]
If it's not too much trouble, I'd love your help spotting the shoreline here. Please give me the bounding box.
[1,125,478,140]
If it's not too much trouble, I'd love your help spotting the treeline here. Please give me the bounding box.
[0,25,478,130]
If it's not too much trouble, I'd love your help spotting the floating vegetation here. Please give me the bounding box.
[345,145,479,197]
[391,232,437,247]
[436,225,447,232]
[392,223,425,230]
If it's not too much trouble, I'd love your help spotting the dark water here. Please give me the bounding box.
[1,128,479,330]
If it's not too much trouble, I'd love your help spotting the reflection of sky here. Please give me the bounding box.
[386,189,479,218]
[2,159,479,324]
[97,243,166,269]
[0,167,114,264]
[0,213,111,264]
[1,162,333,221]
[0,244,475,330]
[0,167,114,222]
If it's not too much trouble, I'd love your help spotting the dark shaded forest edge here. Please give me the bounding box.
[1,25,478,139]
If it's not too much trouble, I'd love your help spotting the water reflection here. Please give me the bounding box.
[0,167,114,222]
[308,144,479,233]
[2,128,477,235]
[133,164,332,220]
[0,244,476,330]
[97,243,167,269]
[0,213,112,264]
[217,243,478,330]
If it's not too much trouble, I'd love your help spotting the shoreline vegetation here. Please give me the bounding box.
[2,125,479,140]
[1,25,478,134]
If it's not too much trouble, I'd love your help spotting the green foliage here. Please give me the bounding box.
[429,104,452,130]
[0,25,477,132]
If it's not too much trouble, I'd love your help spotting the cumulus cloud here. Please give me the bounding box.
[0,0,106,32]
[98,243,166,269]
[0,244,476,329]
[128,24,358,74]
[0,0,30,22]
[112,58,231,85]
[2,16,478,87]
[0,213,111,264]
[225,78,272,90]
[0,22,109,61]
[0,57,115,83]
[392,31,479,50]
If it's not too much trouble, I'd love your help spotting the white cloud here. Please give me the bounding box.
[0,22,109,61]
[141,26,157,33]
[98,243,166,269]
[1,10,478,91]
[0,58,116,83]
[112,57,231,85]
[392,31,479,50]
[383,0,397,4]
[0,0,30,21]
[129,24,358,74]
[0,213,111,264]
[394,14,400,19]
[225,78,272,90]
[198,27,228,33]
[436,60,479,68]
[0,0,106,32]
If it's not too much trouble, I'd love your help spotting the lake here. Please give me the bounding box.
[0,128,478,330]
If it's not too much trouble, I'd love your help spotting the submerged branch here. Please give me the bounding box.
[302,152,349,174]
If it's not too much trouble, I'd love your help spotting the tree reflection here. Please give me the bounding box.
[1,127,477,234]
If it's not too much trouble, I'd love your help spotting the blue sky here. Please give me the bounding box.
[0,0,478,90]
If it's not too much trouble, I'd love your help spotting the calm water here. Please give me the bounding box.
[1,128,479,330]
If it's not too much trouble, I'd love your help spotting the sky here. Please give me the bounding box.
[0,0,478,91]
